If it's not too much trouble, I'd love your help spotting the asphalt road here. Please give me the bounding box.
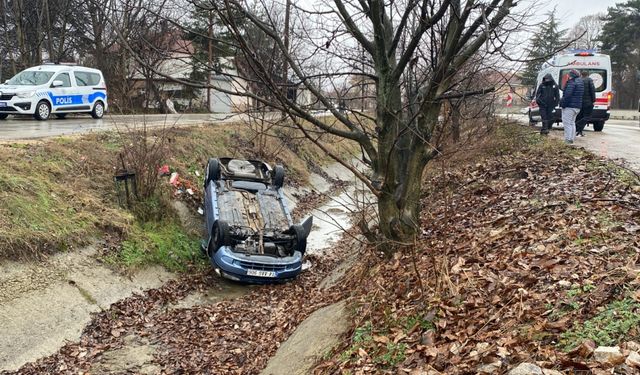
[2,112,638,172]
[0,113,241,140]
[569,119,640,172]
[543,118,640,172]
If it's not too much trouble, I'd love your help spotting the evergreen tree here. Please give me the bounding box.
[600,0,640,109]
[184,6,235,108]
[521,13,565,87]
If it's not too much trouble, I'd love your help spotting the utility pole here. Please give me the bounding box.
[207,10,213,112]
[43,0,53,61]
[282,0,291,101]
[0,0,4,82]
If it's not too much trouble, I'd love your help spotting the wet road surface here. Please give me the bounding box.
[509,114,640,172]
[569,119,640,172]
[0,113,241,140]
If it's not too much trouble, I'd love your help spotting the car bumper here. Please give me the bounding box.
[211,246,303,283]
[0,99,34,114]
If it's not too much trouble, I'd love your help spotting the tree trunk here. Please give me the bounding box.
[375,72,441,244]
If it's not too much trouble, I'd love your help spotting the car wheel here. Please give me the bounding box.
[208,220,232,256]
[205,158,221,188]
[0,113,8,120]
[288,224,308,255]
[272,165,285,189]
[91,101,105,119]
[593,121,604,132]
[55,113,67,119]
[34,101,51,121]
[528,110,536,126]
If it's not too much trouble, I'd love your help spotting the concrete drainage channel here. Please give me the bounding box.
[0,163,369,372]
[0,247,175,372]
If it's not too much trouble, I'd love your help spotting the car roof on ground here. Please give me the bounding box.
[23,65,102,73]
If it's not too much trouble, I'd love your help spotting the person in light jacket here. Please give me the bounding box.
[560,69,584,144]
[535,74,560,135]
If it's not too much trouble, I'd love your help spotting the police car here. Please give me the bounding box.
[0,64,107,121]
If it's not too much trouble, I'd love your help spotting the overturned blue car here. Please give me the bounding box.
[202,158,312,283]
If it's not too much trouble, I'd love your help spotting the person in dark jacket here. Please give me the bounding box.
[535,73,560,135]
[560,69,584,144]
[575,71,596,136]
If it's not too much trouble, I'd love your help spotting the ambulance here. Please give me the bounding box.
[0,63,107,121]
[528,51,612,131]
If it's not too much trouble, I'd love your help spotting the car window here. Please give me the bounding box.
[54,73,72,87]
[7,71,54,85]
[74,71,101,86]
[559,69,608,92]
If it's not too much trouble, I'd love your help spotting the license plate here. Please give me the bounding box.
[247,269,276,278]
[0,102,6,107]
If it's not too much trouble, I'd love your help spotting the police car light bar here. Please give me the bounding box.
[575,52,594,56]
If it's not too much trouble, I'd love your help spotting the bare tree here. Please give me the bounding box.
[212,0,521,246]
[566,13,604,50]
[99,0,523,247]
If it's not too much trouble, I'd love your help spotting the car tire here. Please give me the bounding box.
[55,113,67,119]
[0,113,8,120]
[528,110,537,126]
[208,220,232,256]
[91,101,105,119]
[205,158,221,188]
[593,121,604,132]
[272,165,285,189]
[289,224,308,255]
[34,101,51,121]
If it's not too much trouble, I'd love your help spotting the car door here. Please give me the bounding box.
[49,72,75,112]
[72,70,95,110]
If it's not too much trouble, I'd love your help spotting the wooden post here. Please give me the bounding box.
[282,0,291,98]
[207,10,213,112]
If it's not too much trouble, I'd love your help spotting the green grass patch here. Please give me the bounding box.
[567,283,595,298]
[0,169,105,256]
[559,298,640,351]
[110,221,205,272]
[401,313,436,333]
[337,317,413,367]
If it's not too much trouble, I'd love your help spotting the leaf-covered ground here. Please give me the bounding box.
[5,246,354,375]
[318,127,640,374]
[5,124,640,375]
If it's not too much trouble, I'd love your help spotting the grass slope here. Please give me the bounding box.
[0,122,357,269]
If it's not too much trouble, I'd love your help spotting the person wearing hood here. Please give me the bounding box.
[535,73,560,135]
[560,69,584,144]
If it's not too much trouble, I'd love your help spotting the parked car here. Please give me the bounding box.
[0,63,107,121]
[203,157,312,283]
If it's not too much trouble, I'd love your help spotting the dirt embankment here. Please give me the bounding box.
[318,125,640,374]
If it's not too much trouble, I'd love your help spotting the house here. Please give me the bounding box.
[482,71,529,106]
[128,31,251,113]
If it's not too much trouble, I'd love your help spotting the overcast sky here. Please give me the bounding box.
[549,0,619,29]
